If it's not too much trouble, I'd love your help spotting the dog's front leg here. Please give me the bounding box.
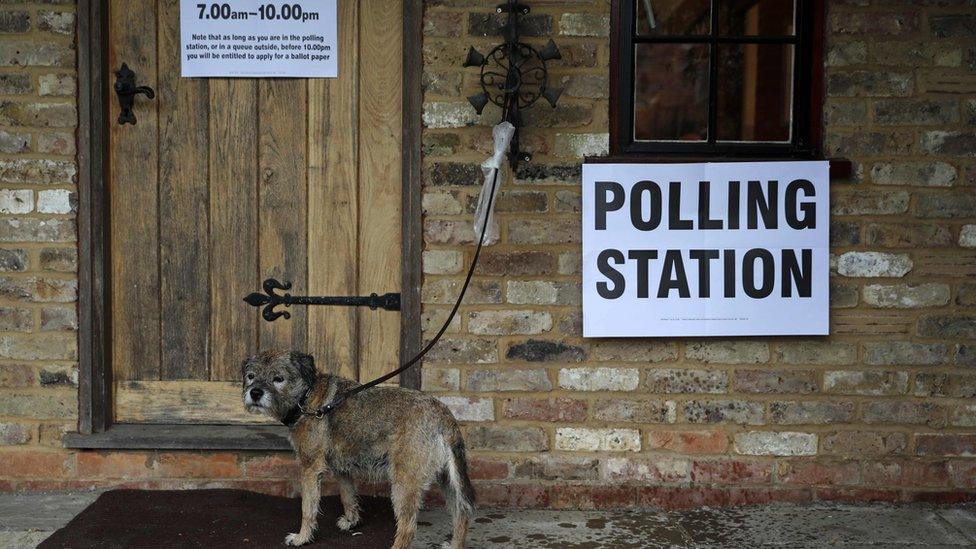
[285,468,322,546]
[336,474,361,530]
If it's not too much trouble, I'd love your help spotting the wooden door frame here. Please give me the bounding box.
[66,0,423,450]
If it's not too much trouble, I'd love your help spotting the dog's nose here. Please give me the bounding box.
[249,388,264,401]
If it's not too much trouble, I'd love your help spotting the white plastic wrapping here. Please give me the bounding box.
[473,121,516,245]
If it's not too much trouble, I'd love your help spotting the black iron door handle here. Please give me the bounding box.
[114,63,155,125]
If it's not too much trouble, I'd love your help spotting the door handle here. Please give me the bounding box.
[114,63,155,125]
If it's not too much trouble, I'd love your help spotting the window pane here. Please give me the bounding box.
[634,43,709,141]
[718,0,795,36]
[636,0,710,36]
[716,43,794,142]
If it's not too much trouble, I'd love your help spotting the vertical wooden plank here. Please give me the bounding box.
[399,0,423,390]
[109,0,160,381]
[358,0,403,383]
[307,0,359,379]
[259,80,308,352]
[210,79,259,380]
[157,0,210,380]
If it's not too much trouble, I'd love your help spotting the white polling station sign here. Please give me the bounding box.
[180,1,338,77]
[582,161,830,337]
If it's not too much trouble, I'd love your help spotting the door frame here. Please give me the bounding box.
[66,0,424,449]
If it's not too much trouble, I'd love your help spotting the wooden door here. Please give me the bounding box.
[108,0,403,424]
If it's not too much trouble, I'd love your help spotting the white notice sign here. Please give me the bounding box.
[582,162,830,337]
[180,1,338,77]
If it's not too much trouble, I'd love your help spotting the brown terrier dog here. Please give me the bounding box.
[241,350,474,548]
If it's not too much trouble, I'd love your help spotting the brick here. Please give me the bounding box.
[769,401,855,425]
[0,451,69,478]
[514,163,581,185]
[37,189,75,214]
[824,370,909,396]
[505,339,584,362]
[0,248,26,271]
[0,101,75,127]
[870,162,956,187]
[962,225,976,248]
[864,223,953,248]
[38,364,75,386]
[559,13,609,36]
[554,133,608,157]
[778,341,856,365]
[920,132,976,156]
[930,14,976,37]
[863,284,950,308]
[422,102,479,128]
[560,74,608,99]
[916,434,976,457]
[423,338,496,364]
[827,71,913,97]
[960,345,976,367]
[0,41,73,67]
[958,284,976,307]
[478,251,556,276]
[37,10,73,35]
[589,341,677,362]
[77,452,152,479]
[0,391,75,419]
[0,422,31,444]
[38,73,75,96]
[831,282,859,308]
[862,401,945,427]
[872,40,962,67]
[424,161,480,187]
[513,456,598,481]
[36,132,74,155]
[644,368,728,394]
[917,315,976,339]
[420,368,459,392]
[602,457,688,482]
[468,12,551,37]
[826,131,913,156]
[0,73,30,94]
[831,191,909,216]
[862,461,948,488]
[592,399,675,424]
[468,310,551,335]
[522,103,593,128]
[0,10,29,32]
[647,430,728,454]
[830,220,861,246]
[821,431,908,456]
[953,404,976,428]
[422,250,462,275]
[683,400,764,425]
[826,41,867,66]
[0,333,75,360]
[558,367,639,391]
[0,306,31,331]
[779,461,860,486]
[692,459,773,484]
[0,130,28,153]
[423,10,463,37]
[733,432,817,456]
[467,457,508,480]
[915,373,976,399]
[864,341,948,365]
[465,425,548,452]
[916,193,976,218]
[422,279,499,303]
[506,280,578,305]
[874,99,959,125]
[0,218,74,242]
[38,247,76,272]
[0,189,31,214]
[465,368,550,392]
[503,397,587,422]
[437,396,494,421]
[555,427,640,452]
[836,252,912,277]
[685,341,769,364]
[507,218,580,244]
[734,370,818,395]
[154,453,240,478]
[830,11,917,35]
[551,485,635,510]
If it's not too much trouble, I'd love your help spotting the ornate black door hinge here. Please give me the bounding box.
[244,278,400,322]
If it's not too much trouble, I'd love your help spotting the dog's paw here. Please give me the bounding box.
[284,532,312,546]
[337,515,360,531]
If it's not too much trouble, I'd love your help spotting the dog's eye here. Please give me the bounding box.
[245,373,254,381]
[273,376,284,383]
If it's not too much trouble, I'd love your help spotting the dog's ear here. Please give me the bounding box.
[290,351,318,387]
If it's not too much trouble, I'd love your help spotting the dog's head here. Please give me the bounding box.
[240,350,319,421]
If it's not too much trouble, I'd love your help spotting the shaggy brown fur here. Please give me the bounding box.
[241,350,475,548]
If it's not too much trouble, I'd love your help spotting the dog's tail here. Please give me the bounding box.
[446,436,476,515]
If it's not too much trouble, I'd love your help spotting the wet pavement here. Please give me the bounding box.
[2,491,975,547]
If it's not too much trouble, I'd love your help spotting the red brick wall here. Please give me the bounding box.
[0,0,974,508]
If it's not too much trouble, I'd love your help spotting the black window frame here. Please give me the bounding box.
[610,0,826,158]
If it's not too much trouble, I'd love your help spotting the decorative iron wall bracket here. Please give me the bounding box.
[244,278,400,322]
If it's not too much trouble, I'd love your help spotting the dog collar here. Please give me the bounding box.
[281,386,313,428]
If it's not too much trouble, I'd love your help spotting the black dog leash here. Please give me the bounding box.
[297,164,503,420]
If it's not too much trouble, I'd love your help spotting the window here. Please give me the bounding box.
[610,0,825,157]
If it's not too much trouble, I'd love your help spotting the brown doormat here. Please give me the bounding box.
[38,489,396,548]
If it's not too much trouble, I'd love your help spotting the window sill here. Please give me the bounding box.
[584,156,853,181]
[63,423,291,451]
